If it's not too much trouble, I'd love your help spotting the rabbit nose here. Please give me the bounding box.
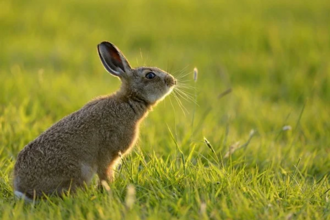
[164,75,176,87]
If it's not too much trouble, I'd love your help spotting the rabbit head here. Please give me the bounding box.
[98,41,176,105]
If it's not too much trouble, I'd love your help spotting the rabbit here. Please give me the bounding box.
[13,41,177,201]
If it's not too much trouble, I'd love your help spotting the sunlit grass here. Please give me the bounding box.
[1,0,330,219]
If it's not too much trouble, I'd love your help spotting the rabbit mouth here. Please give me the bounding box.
[163,82,176,97]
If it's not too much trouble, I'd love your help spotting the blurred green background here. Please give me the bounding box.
[0,0,329,219]
[1,0,329,153]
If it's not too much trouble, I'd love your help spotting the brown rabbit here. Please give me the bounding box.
[13,41,176,201]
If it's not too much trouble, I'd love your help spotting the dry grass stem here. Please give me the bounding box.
[101,180,111,192]
[218,88,232,99]
[125,184,136,210]
[204,137,216,154]
[224,141,241,158]
[282,125,292,131]
[193,67,198,82]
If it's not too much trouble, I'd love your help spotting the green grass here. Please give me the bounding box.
[1,0,330,219]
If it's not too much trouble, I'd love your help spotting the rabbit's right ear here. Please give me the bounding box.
[97,42,132,77]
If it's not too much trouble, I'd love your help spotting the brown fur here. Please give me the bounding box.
[13,41,176,200]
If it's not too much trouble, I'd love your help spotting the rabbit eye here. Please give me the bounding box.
[145,72,156,79]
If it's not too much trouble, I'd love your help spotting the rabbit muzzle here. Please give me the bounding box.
[164,74,177,88]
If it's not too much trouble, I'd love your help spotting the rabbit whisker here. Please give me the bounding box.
[174,87,195,98]
[176,83,195,90]
[173,92,189,115]
[174,90,198,105]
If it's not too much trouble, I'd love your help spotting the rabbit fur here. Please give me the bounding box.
[13,41,176,201]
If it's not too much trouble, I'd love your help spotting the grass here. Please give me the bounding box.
[1,0,330,219]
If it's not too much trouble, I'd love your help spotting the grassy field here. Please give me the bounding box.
[1,0,330,219]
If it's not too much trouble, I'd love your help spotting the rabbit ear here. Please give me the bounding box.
[97,42,132,77]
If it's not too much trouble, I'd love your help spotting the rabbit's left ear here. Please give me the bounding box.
[97,41,132,77]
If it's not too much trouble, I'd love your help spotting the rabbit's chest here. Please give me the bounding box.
[104,122,139,153]
[117,126,139,153]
